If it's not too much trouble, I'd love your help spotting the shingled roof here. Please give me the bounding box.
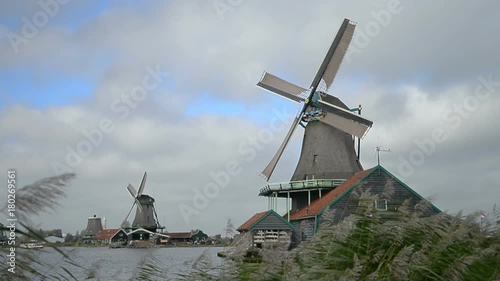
[286,168,373,221]
[94,229,122,240]
[237,211,268,232]
[238,209,296,232]
[166,232,192,238]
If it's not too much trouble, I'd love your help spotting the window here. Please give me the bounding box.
[375,199,388,211]
[305,174,315,180]
[313,154,318,164]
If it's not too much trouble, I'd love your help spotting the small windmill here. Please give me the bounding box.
[83,215,103,237]
[123,172,161,231]
[257,18,373,181]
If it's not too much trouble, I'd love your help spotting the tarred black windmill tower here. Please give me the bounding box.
[256,18,373,218]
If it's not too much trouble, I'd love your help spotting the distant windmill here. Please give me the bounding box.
[84,215,103,237]
[123,172,161,232]
[257,18,373,181]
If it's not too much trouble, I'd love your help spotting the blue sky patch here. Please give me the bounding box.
[0,68,93,108]
[185,92,246,117]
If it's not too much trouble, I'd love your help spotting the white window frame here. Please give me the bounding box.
[375,199,388,211]
[305,174,315,180]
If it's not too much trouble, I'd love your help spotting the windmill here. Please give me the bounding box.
[123,172,162,235]
[257,18,374,214]
[83,215,103,239]
[257,18,373,182]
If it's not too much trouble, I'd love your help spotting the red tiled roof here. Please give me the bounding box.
[286,168,373,221]
[94,229,121,240]
[237,211,268,232]
[167,232,192,238]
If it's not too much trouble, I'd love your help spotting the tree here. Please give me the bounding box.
[225,218,235,238]
[64,233,74,243]
[53,229,63,238]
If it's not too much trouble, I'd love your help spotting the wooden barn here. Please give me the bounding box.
[237,209,296,248]
[93,229,128,244]
[167,230,208,244]
[285,165,441,242]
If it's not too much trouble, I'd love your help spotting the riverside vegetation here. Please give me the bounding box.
[1,174,499,280]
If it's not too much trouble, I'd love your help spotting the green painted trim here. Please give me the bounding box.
[376,165,443,213]
[314,216,319,233]
[248,209,297,230]
[316,165,442,218]
[290,215,316,222]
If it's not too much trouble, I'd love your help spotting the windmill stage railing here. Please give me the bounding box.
[259,179,346,196]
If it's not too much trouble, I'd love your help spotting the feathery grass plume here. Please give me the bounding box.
[178,227,253,280]
[5,173,76,224]
[481,204,500,235]
[179,249,237,281]
[183,249,215,279]
[381,178,395,199]
[227,232,253,263]
[388,245,413,279]
[0,173,79,281]
[182,197,499,280]
[249,242,290,280]
[84,260,102,279]
[226,232,267,280]
[294,195,500,280]
[132,251,170,281]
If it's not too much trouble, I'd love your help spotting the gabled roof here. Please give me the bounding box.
[286,168,374,220]
[237,211,268,232]
[367,166,442,214]
[237,209,295,232]
[286,165,442,221]
[94,229,122,240]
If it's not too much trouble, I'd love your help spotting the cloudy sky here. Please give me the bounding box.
[1,0,499,236]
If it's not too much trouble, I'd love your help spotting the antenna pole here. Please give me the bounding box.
[376,146,380,166]
[357,105,362,160]
[377,146,381,175]
[376,146,391,175]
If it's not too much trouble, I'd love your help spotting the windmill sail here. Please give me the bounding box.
[257,72,308,103]
[261,114,302,181]
[317,100,373,139]
[310,19,356,91]
[137,172,147,195]
[127,184,137,198]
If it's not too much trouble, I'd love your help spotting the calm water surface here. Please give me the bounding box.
[27,246,226,280]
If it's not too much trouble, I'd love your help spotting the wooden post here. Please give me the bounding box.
[287,192,290,222]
